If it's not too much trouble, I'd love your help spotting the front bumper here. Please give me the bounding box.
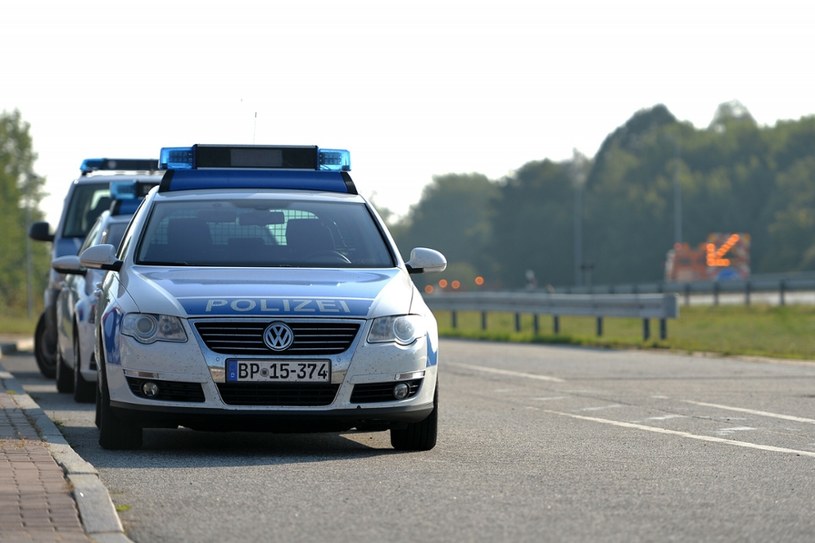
[103,315,439,431]
[109,400,434,432]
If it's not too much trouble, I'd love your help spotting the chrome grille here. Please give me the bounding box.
[194,321,360,355]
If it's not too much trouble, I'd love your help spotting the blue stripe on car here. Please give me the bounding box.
[102,308,123,365]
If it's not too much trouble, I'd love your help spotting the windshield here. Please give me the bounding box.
[135,199,395,268]
[62,182,111,238]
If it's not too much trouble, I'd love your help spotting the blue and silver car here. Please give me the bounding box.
[80,145,447,451]
[29,158,160,378]
[51,180,157,402]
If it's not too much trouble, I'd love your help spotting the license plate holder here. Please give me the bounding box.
[226,360,331,383]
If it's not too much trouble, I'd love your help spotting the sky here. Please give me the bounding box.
[3,0,815,226]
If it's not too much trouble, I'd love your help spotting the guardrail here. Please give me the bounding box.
[425,292,679,341]
[556,272,815,306]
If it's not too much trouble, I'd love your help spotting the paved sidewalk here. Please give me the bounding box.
[0,336,132,543]
[0,390,87,542]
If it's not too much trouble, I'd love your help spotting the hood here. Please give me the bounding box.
[127,267,412,319]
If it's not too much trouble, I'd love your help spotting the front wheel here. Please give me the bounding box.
[98,354,142,450]
[390,386,438,451]
[55,349,74,393]
[73,331,96,403]
[34,312,57,379]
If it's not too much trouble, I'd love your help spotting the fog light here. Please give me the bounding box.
[393,382,410,400]
[142,381,160,398]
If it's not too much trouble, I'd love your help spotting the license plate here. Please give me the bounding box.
[226,360,330,383]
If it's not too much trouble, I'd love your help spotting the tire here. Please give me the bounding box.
[390,386,438,451]
[34,312,57,379]
[55,349,74,393]
[73,331,96,403]
[95,378,101,429]
[98,348,142,450]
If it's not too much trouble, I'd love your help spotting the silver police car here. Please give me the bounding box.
[81,145,446,451]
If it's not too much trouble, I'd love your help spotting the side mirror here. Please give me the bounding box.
[51,255,86,275]
[80,244,122,272]
[29,221,54,242]
[406,247,447,274]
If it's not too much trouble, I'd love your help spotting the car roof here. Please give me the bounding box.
[72,173,163,184]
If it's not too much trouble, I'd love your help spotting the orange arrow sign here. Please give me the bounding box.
[706,234,741,267]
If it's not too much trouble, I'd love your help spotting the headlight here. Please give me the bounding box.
[121,313,187,344]
[368,315,425,346]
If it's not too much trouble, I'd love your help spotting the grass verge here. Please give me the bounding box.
[0,313,38,336]
[435,304,815,361]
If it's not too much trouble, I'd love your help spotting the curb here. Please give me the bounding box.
[1,341,134,543]
[0,338,33,355]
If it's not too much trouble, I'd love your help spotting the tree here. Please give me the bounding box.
[488,160,576,288]
[0,110,49,312]
[709,100,757,132]
[390,173,498,287]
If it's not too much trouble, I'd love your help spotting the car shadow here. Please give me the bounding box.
[52,423,409,470]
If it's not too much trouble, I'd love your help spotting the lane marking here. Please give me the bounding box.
[448,363,564,383]
[641,414,686,422]
[716,426,756,436]
[580,404,623,412]
[684,400,815,425]
[544,409,815,458]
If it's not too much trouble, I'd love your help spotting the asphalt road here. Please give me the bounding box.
[5,340,815,542]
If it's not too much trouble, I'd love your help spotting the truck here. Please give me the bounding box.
[665,233,750,282]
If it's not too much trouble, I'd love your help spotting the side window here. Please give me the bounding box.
[78,219,104,253]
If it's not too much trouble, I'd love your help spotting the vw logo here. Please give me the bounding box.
[263,322,294,351]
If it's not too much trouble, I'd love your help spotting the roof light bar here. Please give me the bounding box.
[80,158,158,175]
[109,180,158,215]
[158,145,351,172]
[110,180,159,200]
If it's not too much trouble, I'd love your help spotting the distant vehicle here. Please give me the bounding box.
[50,180,156,402]
[665,233,750,282]
[81,144,447,451]
[29,159,161,378]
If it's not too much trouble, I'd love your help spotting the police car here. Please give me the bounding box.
[51,180,157,402]
[80,145,447,451]
[29,158,160,378]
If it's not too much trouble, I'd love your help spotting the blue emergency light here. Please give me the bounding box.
[80,158,159,175]
[109,179,158,200]
[157,145,357,194]
[109,179,159,215]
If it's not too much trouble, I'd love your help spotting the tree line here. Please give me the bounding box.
[3,104,815,314]
[0,110,49,314]
[391,102,815,290]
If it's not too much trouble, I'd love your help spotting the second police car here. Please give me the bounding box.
[29,158,160,378]
[51,180,158,402]
[81,145,447,451]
